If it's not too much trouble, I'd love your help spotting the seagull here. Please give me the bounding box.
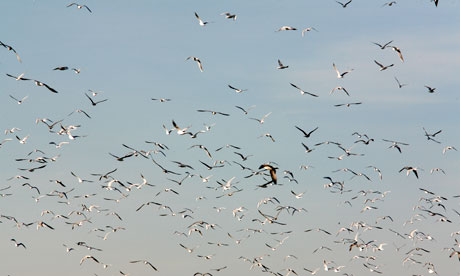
[399,166,420,179]
[80,255,100,265]
[423,127,442,143]
[301,143,315,153]
[33,80,58,93]
[336,0,352,8]
[373,40,393,49]
[172,120,192,135]
[330,86,350,96]
[277,26,297,32]
[10,238,26,249]
[228,85,247,93]
[130,260,158,271]
[295,126,319,138]
[9,95,28,104]
[194,12,210,26]
[197,109,230,116]
[301,27,318,37]
[68,109,91,119]
[85,93,108,106]
[394,77,407,88]
[235,105,255,114]
[333,63,353,78]
[67,3,92,13]
[442,146,457,154]
[151,98,171,102]
[221,12,236,20]
[291,190,306,199]
[334,102,362,107]
[391,46,404,62]
[424,85,436,93]
[186,56,204,72]
[250,112,272,124]
[277,59,289,69]
[53,66,69,71]
[259,163,277,184]
[382,1,397,7]
[374,60,394,71]
[433,0,439,7]
[290,83,319,97]
[0,41,21,62]
[16,134,29,144]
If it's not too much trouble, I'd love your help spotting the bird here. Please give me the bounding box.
[399,166,420,179]
[373,40,393,49]
[221,12,236,20]
[424,85,436,93]
[333,63,353,78]
[301,27,318,37]
[291,190,306,199]
[276,26,297,32]
[53,66,69,71]
[336,0,352,8]
[235,105,255,115]
[228,85,247,93]
[0,41,22,62]
[334,102,362,107]
[433,0,439,7]
[186,56,204,72]
[382,1,397,7]
[197,109,230,116]
[295,126,319,138]
[330,86,350,96]
[151,98,171,102]
[250,112,272,124]
[67,3,92,13]
[9,95,28,104]
[33,80,58,93]
[10,238,26,249]
[194,12,210,26]
[394,77,407,88]
[442,146,457,154]
[391,46,404,62]
[290,83,319,97]
[68,109,91,119]
[374,60,394,71]
[80,255,100,265]
[172,120,192,135]
[85,93,108,106]
[259,163,278,184]
[130,260,158,271]
[277,59,289,69]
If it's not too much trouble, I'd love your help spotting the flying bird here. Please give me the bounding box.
[277,59,289,69]
[336,0,353,8]
[259,163,278,184]
[373,40,393,49]
[333,63,353,78]
[186,56,204,72]
[67,3,92,13]
[194,12,210,26]
[374,60,394,71]
[0,41,21,62]
[228,85,247,93]
[9,95,28,104]
[295,126,319,138]
[277,26,297,32]
[85,93,108,106]
[301,27,318,37]
[221,12,236,20]
[290,83,318,97]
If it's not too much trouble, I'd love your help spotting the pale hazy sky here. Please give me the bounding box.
[0,1,459,276]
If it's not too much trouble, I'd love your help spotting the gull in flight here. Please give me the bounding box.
[228,85,247,93]
[301,27,318,37]
[394,77,407,88]
[277,59,289,69]
[276,26,297,32]
[235,105,255,114]
[442,146,457,154]
[151,98,171,102]
[130,260,158,271]
[290,83,318,97]
[194,12,211,26]
[330,86,350,96]
[424,85,436,93]
[80,255,100,265]
[382,1,397,7]
[10,238,26,249]
[333,63,353,78]
[373,40,393,50]
[85,93,108,106]
[186,56,203,72]
[391,46,404,62]
[221,12,236,21]
[259,163,278,184]
[250,112,272,124]
[0,41,21,62]
[9,95,28,104]
[374,60,394,71]
[399,166,421,179]
[334,102,362,107]
[295,126,319,138]
[336,0,352,8]
[33,80,59,93]
[67,3,92,13]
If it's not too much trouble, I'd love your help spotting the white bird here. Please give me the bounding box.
[228,84,247,93]
[330,86,350,96]
[277,59,289,69]
[9,95,28,104]
[333,63,353,78]
[443,146,457,154]
[250,112,272,124]
[301,27,318,37]
[277,26,297,32]
[290,83,319,97]
[374,60,394,71]
[67,3,92,13]
[186,56,204,72]
[194,12,210,26]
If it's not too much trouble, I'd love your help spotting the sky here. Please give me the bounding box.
[0,0,459,276]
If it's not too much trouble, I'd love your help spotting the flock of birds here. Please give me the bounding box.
[0,1,457,276]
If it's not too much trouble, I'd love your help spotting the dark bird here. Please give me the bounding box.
[295,126,318,138]
[336,0,352,8]
[85,93,108,106]
[259,163,278,184]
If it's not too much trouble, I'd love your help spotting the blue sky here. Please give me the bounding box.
[0,1,459,275]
